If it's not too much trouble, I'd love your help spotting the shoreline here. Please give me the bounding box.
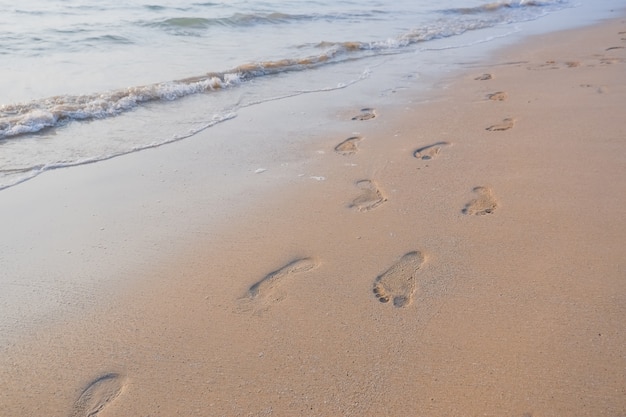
[2,14,626,416]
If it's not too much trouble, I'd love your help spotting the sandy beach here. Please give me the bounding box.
[1,13,625,417]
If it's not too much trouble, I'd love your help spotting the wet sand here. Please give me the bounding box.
[1,15,625,417]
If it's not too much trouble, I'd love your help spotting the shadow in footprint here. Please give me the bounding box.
[373,251,426,308]
[349,180,387,212]
[413,141,451,160]
[462,186,498,215]
[70,373,125,417]
[352,108,376,121]
[335,136,362,155]
[486,118,515,131]
[475,73,493,81]
[247,258,319,299]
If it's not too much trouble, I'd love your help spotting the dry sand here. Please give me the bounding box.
[1,15,626,417]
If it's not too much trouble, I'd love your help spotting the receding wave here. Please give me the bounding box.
[0,112,237,191]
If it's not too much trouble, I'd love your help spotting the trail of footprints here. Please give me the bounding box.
[67,42,623,409]
[244,90,504,310]
[64,79,508,416]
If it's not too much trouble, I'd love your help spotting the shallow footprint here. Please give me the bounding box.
[462,186,498,215]
[352,108,376,121]
[335,136,363,155]
[70,373,125,417]
[413,141,451,160]
[349,179,387,212]
[487,91,508,101]
[373,251,426,308]
[247,258,319,300]
[474,73,493,81]
[486,118,515,131]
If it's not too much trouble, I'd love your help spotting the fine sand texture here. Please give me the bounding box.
[1,16,626,417]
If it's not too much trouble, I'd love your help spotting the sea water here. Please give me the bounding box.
[0,0,620,190]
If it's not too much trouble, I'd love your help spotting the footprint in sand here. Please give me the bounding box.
[474,73,493,81]
[486,118,515,131]
[349,179,387,212]
[487,91,508,101]
[462,186,498,215]
[70,373,125,417]
[413,141,451,160]
[335,136,363,155]
[373,251,426,308]
[247,258,319,300]
[352,108,376,121]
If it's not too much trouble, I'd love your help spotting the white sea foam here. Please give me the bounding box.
[0,5,550,141]
[0,0,604,191]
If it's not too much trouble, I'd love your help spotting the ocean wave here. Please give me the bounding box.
[82,34,133,45]
[0,48,371,139]
[148,12,309,31]
[441,0,567,15]
[192,2,220,7]
[145,10,393,32]
[0,74,242,139]
[0,0,568,140]
[143,5,193,12]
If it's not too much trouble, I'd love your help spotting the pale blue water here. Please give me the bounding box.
[0,0,619,190]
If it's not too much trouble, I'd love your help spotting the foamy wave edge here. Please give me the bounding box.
[0,73,243,139]
[0,0,568,140]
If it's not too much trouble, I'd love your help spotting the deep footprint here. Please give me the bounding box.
[349,179,387,212]
[335,136,362,155]
[486,118,515,131]
[247,258,319,299]
[70,373,125,417]
[352,108,376,121]
[462,186,498,215]
[413,141,451,160]
[373,251,426,308]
